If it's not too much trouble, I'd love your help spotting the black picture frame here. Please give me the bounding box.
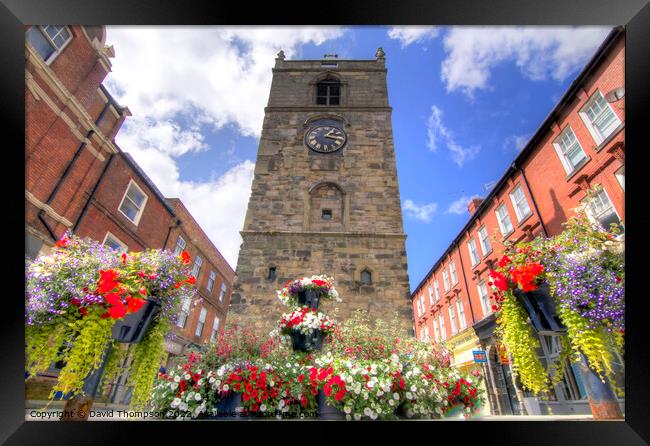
[3,0,647,443]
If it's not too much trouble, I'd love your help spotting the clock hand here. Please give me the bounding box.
[324,134,344,140]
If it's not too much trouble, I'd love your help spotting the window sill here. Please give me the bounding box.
[565,156,591,182]
[516,212,534,228]
[594,123,625,153]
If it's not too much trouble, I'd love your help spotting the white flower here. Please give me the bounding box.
[174,376,181,383]
[209,377,215,384]
[197,379,204,386]
[393,392,400,400]
[194,393,202,401]
[406,392,413,399]
[364,407,372,416]
[260,404,267,412]
[389,399,395,406]
[344,406,352,414]
[216,369,224,377]
[354,413,361,421]
[346,414,352,420]
[184,373,191,380]
[171,398,181,408]
[410,385,417,392]
[171,382,178,390]
[179,402,188,411]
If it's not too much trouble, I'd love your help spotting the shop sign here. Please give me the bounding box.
[472,350,487,363]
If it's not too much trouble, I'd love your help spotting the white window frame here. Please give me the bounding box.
[433,319,440,343]
[173,236,186,256]
[553,125,588,174]
[27,25,73,65]
[428,286,435,305]
[420,295,426,316]
[449,260,458,286]
[478,281,491,317]
[478,225,492,256]
[448,305,458,335]
[191,255,203,278]
[581,187,623,233]
[438,314,447,340]
[433,279,441,302]
[177,296,191,328]
[210,315,221,342]
[456,298,467,330]
[442,270,450,292]
[509,184,532,222]
[495,203,514,237]
[416,298,422,318]
[102,232,128,253]
[195,307,208,337]
[219,282,227,303]
[615,166,625,191]
[467,238,480,266]
[207,271,216,293]
[579,90,622,145]
[118,179,149,226]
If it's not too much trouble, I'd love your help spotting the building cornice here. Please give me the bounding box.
[26,44,120,155]
[264,106,392,113]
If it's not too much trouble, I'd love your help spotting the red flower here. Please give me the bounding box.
[497,255,511,268]
[186,276,197,285]
[104,292,122,306]
[79,307,88,316]
[181,251,191,265]
[108,302,127,319]
[97,270,120,294]
[489,270,509,292]
[174,282,183,289]
[137,271,146,278]
[334,390,345,401]
[55,237,69,249]
[121,253,128,265]
[311,279,327,287]
[126,297,146,313]
[139,287,147,297]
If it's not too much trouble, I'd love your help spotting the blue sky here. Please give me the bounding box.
[104,26,611,291]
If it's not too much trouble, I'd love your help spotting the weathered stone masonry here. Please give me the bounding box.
[230,52,411,332]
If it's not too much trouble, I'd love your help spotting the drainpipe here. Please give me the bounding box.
[72,153,114,233]
[455,242,476,325]
[38,101,112,241]
[512,162,548,237]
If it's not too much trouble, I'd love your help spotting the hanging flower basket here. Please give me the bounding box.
[297,289,321,309]
[209,392,247,419]
[513,283,566,335]
[111,297,161,343]
[290,329,324,352]
[317,389,346,420]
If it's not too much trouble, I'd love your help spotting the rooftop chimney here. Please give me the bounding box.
[467,197,484,215]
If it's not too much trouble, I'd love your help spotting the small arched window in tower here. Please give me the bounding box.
[360,269,372,285]
[268,267,277,281]
[316,77,341,105]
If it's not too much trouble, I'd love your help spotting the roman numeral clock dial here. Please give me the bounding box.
[305,123,347,153]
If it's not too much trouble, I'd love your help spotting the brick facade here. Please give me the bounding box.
[164,199,235,363]
[411,27,625,416]
[25,26,236,400]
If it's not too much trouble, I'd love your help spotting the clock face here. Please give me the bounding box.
[305,124,347,153]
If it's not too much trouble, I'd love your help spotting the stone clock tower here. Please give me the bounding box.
[230,49,411,332]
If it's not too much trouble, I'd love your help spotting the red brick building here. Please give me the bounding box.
[25,25,235,403]
[411,27,625,416]
[163,198,235,365]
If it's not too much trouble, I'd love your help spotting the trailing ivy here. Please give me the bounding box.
[100,343,129,398]
[496,293,548,394]
[128,319,168,410]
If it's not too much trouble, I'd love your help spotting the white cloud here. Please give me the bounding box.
[440,27,611,97]
[104,27,344,266]
[426,105,480,167]
[446,194,480,215]
[387,26,440,47]
[403,199,438,223]
[505,133,530,153]
[105,26,345,137]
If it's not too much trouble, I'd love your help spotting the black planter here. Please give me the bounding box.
[209,392,246,419]
[290,329,323,352]
[111,298,161,343]
[297,289,321,309]
[317,389,346,420]
[514,283,566,335]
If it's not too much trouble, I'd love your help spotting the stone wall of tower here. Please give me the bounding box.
[230,55,411,334]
